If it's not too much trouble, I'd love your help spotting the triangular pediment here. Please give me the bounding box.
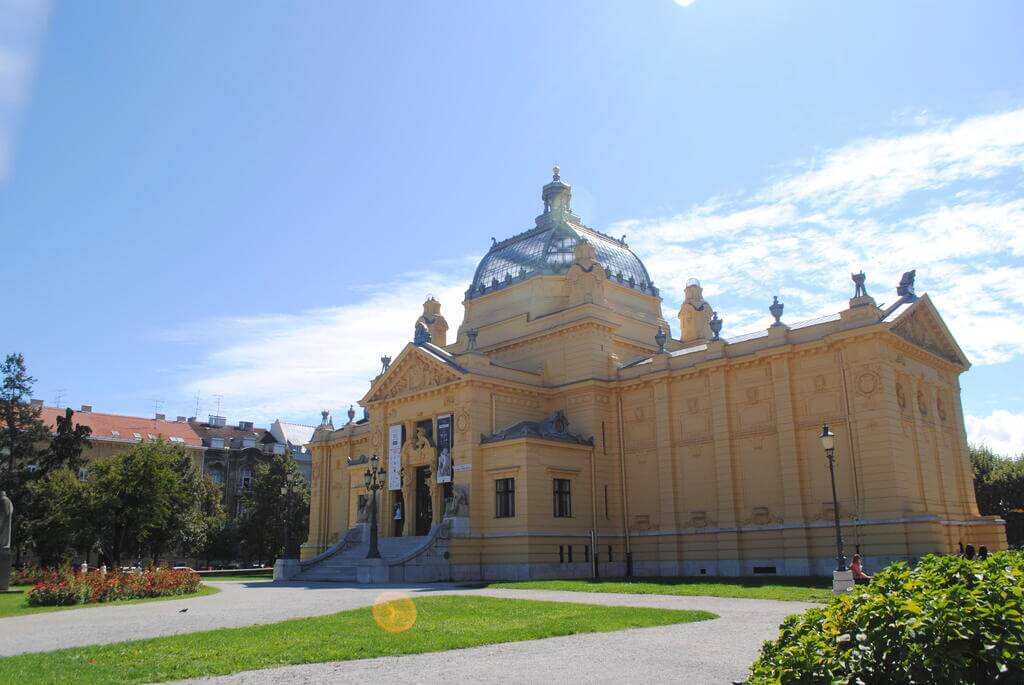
[363,344,465,404]
[889,295,970,368]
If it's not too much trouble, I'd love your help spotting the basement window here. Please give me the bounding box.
[753,566,778,575]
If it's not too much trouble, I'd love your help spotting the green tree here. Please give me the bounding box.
[146,451,225,564]
[239,454,310,565]
[26,469,89,566]
[0,353,52,560]
[84,441,182,565]
[0,353,49,482]
[41,407,91,474]
[200,517,241,567]
[971,443,1024,547]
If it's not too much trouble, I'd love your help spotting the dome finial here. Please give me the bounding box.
[552,165,560,181]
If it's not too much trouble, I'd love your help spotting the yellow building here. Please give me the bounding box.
[297,169,1005,583]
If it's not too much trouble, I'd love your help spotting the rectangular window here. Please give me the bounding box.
[608,545,613,562]
[559,545,564,563]
[567,545,573,563]
[584,545,590,563]
[553,478,572,517]
[495,477,515,518]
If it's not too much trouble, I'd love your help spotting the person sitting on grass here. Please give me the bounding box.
[964,544,976,560]
[978,545,989,561]
[850,554,871,585]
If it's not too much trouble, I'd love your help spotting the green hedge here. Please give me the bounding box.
[747,551,1024,684]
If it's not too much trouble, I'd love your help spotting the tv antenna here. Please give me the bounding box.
[148,398,164,416]
[193,391,201,419]
[213,394,224,417]
[53,388,67,408]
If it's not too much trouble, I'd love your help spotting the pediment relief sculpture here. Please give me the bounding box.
[370,354,461,402]
[892,307,963,365]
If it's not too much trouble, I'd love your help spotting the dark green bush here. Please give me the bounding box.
[747,551,1024,684]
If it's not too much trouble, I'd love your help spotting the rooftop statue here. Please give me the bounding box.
[897,270,917,300]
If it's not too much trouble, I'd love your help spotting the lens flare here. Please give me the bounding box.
[372,591,417,633]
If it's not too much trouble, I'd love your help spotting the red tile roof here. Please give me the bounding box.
[39,407,204,448]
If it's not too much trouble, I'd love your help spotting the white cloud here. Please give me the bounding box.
[623,108,1024,367]
[674,0,698,6]
[175,267,473,424]
[0,0,49,179]
[765,109,1024,214]
[966,410,1024,457]
[177,108,1024,426]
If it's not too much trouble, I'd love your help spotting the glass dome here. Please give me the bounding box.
[466,170,657,300]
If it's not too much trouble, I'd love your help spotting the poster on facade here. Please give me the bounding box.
[436,414,453,483]
[388,424,402,491]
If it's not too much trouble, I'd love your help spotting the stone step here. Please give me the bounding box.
[295,532,435,583]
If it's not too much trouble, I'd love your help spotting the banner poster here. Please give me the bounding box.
[387,424,403,491]
[436,414,453,484]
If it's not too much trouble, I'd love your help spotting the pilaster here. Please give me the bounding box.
[708,367,740,574]
[770,355,810,574]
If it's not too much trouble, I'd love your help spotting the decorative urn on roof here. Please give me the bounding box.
[770,296,785,327]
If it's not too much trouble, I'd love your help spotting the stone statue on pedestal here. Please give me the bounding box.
[444,484,469,518]
[0,491,12,550]
[0,491,12,592]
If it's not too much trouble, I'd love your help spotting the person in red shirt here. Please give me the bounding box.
[851,554,871,585]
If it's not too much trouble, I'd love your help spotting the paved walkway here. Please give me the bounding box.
[0,582,814,684]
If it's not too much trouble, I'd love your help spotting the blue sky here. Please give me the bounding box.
[2,0,1023,454]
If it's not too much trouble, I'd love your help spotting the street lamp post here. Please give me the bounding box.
[820,423,847,573]
[280,475,294,559]
[363,455,383,559]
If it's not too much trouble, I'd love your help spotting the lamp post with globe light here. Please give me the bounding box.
[280,475,295,559]
[820,423,847,573]
[364,455,384,559]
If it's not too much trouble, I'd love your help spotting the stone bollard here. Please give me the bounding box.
[100,565,107,577]
[832,569,854,595]
[81,562,89,575]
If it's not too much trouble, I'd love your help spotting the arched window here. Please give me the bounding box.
[241,467,255,491]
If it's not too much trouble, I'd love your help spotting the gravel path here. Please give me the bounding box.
[178,588,811,685]
[0,582,813,684]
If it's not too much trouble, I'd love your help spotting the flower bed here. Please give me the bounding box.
[11,565,52,586]
[25,567,202,607]
[746,551,1024,684]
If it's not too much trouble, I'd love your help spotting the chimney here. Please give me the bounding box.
[80,405,93,413]
[176,416,187,423]
[155,413,166,421]
[30,398,43,408]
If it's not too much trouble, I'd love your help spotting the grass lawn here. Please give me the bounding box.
[0,595,715,684]
[0,584,220,619]
[488,576,832,602]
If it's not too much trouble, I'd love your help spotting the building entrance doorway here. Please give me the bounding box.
[415,466,432,536]
[392,491,405,537]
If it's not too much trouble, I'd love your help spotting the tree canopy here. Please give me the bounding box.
[239,452,310,564]
[971,443,1024,547]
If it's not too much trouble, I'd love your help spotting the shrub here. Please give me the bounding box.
[25,567,202,606]
[746,551,1024,684]
[11,565,53,586]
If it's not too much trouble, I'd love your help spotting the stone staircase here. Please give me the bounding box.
[293,521,453,584]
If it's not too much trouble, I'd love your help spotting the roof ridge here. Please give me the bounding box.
[39,406,193,424]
